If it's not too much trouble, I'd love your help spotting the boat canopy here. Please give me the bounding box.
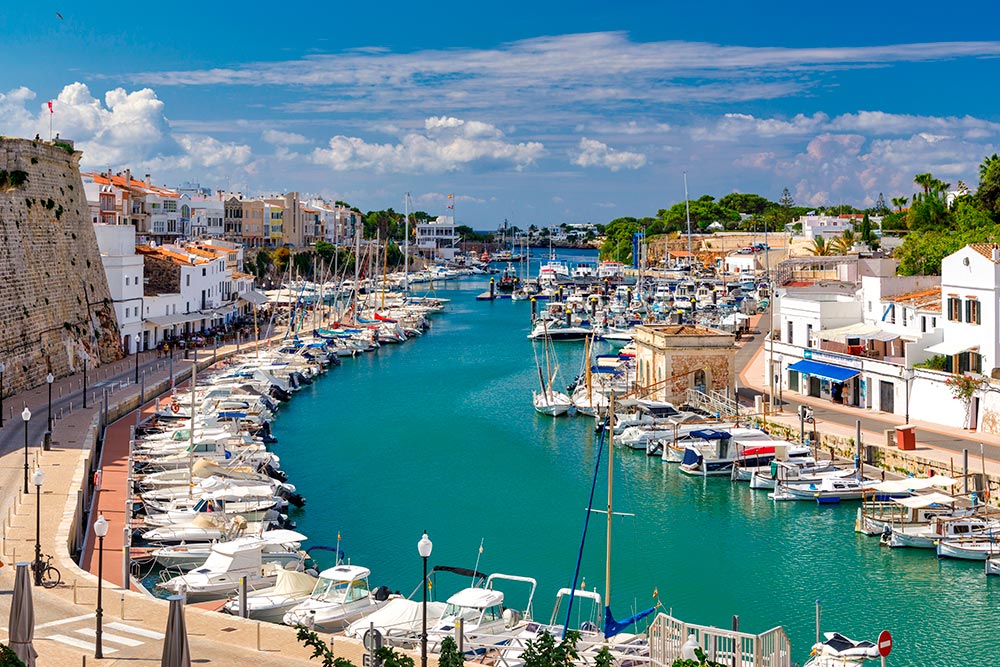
[873,476,958,493]
[271,569,318,597]
[690,429,731,440]
[318,564,372,581]
[892,492,958,508]
[261,529,307,545]
[446,587,503,609]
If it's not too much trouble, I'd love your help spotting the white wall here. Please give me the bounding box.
[941,246,1000,372]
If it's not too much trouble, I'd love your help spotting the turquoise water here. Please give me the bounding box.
[275,255,999,667]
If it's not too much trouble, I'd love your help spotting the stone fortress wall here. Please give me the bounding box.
[0,137,122,393]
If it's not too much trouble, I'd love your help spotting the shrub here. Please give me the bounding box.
[0,643,26,666]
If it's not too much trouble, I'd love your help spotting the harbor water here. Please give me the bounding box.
[275,250,998,667]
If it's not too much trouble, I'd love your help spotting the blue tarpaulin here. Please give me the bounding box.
[604,605,657,637]
[787,359,859,383]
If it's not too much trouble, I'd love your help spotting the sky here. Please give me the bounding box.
[2,1,1000,228]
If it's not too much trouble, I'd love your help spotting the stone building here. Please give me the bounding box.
[633,324,736,404]
[0,137,122,392]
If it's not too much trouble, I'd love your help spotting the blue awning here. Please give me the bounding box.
[788,359,859,383]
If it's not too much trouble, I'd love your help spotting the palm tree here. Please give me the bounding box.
[979,154,999,181]
[914,173,934,196]
[808,236,831,256]
[891,196,908,212]
[831,229,857,255]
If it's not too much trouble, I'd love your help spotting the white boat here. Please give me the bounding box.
[986,554,1000,576]
[885,514,999,549]
[678,431,803,477]
[804,632,880,667]
[345,597,447,641]
[533,390,573,417]
[222,568,319,623]
[283,565,391,631]
[748,460,853,490]
[425,573,537,649]
[156,537,306,602]
[150,529,307,569]
[769,476,893,503]
[936,534,1000,560]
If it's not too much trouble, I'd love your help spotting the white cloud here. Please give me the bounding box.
[572,138,646,171]
[262,129,310,145]
[0,83,253,175]
[311,117,543,173]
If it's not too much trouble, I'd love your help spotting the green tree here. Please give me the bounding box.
[295,627,357,667]
[521,631,580,667]
[874,192,889,215]
[314,241,336,262]
[273,246,292,273]
[831,229,857,255]
[777,187,795,228]
[718,192,773,215]
[600,217,641,262]
[977,155,1000,217]
[438,637,465,667]
[906,194,950,232]
[808,236,831,256]
[375,646,415,667]
[859,214,874,245]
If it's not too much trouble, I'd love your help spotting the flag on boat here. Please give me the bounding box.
[47,101,53,114]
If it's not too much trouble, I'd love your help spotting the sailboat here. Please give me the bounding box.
[571,335,609,417]
[532,321,573,417]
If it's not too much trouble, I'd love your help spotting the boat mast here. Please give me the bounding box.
[188,357,197,498]
[404,192,410,296]
[684,172,693,282]
[606,390,615,612]
[353,214,360,324]
[381,235,388,310]
[542,319,553,402]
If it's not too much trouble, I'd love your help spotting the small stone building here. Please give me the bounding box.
[633,324,736,404]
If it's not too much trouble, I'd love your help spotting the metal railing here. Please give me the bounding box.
[684,388,749,419]
[648,613,791,667]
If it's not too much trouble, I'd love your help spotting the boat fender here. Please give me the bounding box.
[170,401,180,414]
[502,609,521,629]
[373,585,391,602]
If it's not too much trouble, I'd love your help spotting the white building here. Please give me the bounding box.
[93,223,145,354]
[797,215,855,240]
[416,216,459,261]
[187,197,225,238]
[933,244,998,375]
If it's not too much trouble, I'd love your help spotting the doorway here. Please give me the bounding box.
[879,380,895,413]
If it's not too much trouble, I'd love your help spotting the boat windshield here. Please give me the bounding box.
[311,577,370,603]
[442,603,500,624]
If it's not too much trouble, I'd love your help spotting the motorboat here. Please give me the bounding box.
[222,568,319,623]
[527,320,592,341]
[156,537,306,602]
[748,460,852,490]
[283,565,391,631]
[883,513,999,549]
[987,554,1000,576]
[804,632,880,666]
[150,529,307,570]
[769,476,901,503]
[345,597,447,642]
[425,573,537,650]
[678,430,801,477]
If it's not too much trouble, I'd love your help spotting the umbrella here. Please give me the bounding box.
[8,562,37,667]
[161,595,191,667]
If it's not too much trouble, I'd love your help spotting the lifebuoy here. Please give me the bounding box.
[170,401,180,414]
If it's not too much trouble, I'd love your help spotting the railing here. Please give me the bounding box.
[684,388,749,418]
[648,613,791,667]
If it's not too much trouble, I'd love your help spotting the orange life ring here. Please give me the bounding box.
[170,401,180,414]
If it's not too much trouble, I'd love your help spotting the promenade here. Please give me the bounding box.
[736,313,1000,489]
[0,337,373,665]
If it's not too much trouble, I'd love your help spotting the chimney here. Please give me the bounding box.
[993,245,999,263]
[145,173,151,187]
[124,168,131,185]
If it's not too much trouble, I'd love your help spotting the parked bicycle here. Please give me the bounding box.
[34,553,61,589]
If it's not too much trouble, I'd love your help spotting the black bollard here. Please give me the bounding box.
[489,277,495,301]
[590,297,597,320]
[530,297,537,321]
[565,308,571,328]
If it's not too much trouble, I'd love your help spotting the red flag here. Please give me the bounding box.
[47,101,53,114]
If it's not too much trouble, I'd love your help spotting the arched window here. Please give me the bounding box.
[693,369,707,394]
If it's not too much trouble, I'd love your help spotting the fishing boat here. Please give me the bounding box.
[282,565,391,631]
[749,459,852,490]
[883,512,999,549]
[769,476,900,503]
[936,534,1000,560]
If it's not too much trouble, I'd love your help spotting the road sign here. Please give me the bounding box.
[363,628,384,652]
[877,630,892,658]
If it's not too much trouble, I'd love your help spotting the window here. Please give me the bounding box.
[125,276,129,286]
[806,324,813,348]
[886,304,895,324]
[902,308,908,326]
[958,351,982,374]
[966,298,981,325]
[921,316,927,333]
[786,321,794,344]
[947,297,961,321]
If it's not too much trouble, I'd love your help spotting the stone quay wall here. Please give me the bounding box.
[0,137,122,393]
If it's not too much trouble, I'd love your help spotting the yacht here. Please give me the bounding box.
[283,565,391,631]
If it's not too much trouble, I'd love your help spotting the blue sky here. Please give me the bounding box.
[2,1,1000,227]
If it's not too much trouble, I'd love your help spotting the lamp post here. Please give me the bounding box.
[0,361,5,426]
[903,367,915,425]
[417,531,433,667]
[134,341,140,384]
[22,407,31,494]
[32,467,44,586]
[94,514,108,659]
[82,352,88,409]
[46,372,53,434]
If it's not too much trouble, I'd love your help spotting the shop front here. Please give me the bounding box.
[787,358,862,407]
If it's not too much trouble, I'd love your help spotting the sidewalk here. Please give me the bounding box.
[738,330,1000,492]
[0,334,376,665]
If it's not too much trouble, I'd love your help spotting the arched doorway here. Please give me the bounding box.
[693,369,707,394]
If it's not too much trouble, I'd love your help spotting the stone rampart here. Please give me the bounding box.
[0,137,121,392]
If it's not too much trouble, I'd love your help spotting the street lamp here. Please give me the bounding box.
[32,467,44,586]
[46,372,53,433]
[0,361,5,426]
[903,367,915,425]
[81,351,88,409]
[417,531,433,667]
[21,407,31,494]
[93,514,109,659]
